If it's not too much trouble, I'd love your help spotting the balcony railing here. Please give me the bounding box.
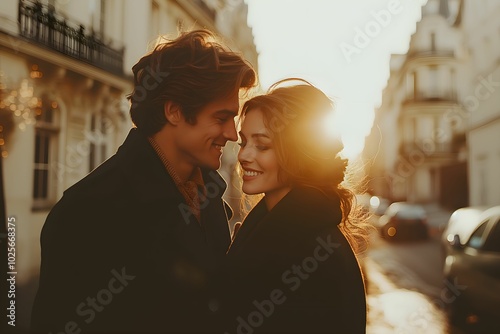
[403,91,458,105]
[407,50,455,60]
[399,141,458,157]
[18,0,124,76]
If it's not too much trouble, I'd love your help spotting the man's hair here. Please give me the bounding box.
[128,30,257,136]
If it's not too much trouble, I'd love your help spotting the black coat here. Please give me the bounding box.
[31,128,232,333]
[219,186,366,334]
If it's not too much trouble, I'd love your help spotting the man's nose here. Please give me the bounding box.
[224,119,238,142]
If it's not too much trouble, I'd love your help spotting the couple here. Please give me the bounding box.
[31,30,366,334]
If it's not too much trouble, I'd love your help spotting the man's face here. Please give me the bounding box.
[174,94,239,171]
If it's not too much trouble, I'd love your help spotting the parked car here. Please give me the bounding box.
[376,202,429,241]
[441,206,489,258]
[443,206,500,330]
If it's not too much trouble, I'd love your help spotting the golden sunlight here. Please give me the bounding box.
[324,101,373,160]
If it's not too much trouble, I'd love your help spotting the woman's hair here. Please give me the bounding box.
[128,29,257,136]
[239,79,370,253]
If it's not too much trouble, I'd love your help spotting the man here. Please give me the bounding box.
[31,30,256,333]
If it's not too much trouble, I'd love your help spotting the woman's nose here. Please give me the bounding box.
[238,145,252,163]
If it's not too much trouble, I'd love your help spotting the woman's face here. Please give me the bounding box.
[238,108,291,210]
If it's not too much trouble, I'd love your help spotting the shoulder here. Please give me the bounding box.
[42,156,129,238]
[63,128,173,203]
[42,130,161,236]
[271,186,343,230]
[64,155,125,201]
[231,188,343,260]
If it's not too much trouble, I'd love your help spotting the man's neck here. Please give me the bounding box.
[150,132,194,183]
[165,157,195,184]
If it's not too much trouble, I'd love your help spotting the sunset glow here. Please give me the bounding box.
[246,0,426,160]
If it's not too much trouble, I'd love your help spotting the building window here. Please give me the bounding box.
[413,71,418,99]
[430,167,438,200]
[86,0,105,36]
[450,68,456,99]
[99,0,105,36]
[428,65,438,98]
[33,96,60,209]
[88,110,110,172]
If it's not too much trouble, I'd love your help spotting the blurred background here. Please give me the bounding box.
[1,0,499,333]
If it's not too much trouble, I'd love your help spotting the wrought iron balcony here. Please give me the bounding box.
[407,50,455,60]
[18,0,124,76]
[399,141,459,162]
[403,92,458,105]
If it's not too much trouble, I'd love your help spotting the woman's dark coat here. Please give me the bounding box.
[31,128,232,333]
[219,186,366,334]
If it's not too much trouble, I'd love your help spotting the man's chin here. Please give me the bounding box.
[202,160,221,171]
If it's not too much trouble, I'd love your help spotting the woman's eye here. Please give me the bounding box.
[256,146,269,151]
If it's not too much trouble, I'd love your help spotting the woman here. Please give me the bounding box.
[218,80,367,334]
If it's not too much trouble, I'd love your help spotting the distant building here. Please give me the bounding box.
[461,0,500,206]
[363,0,468,209]
[0,1,257,327]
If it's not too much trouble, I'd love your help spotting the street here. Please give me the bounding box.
[365,231,451,333]
[363,205,482,334]
[7,208,487,334]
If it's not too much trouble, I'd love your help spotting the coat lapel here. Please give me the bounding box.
[200,169,232,264]
[227,199,268,254]
[115,128,182,204]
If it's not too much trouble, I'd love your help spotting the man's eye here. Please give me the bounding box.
[217,118,229,123]
[256,146,270,151]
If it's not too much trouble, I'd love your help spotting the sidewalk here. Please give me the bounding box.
[365,258,448,334]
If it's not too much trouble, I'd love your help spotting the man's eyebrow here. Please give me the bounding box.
[215,109,238,117]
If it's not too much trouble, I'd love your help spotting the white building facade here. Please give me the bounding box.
[365,0,500,209]
[461,0,500,207]
[364,0,468,209]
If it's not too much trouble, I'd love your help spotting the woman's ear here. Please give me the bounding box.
[164,101,183,125]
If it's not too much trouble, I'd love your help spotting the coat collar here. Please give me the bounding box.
[228,186,342,255]
[116,128,227,203]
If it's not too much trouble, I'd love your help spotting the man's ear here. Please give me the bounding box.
[164,101,183,125]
